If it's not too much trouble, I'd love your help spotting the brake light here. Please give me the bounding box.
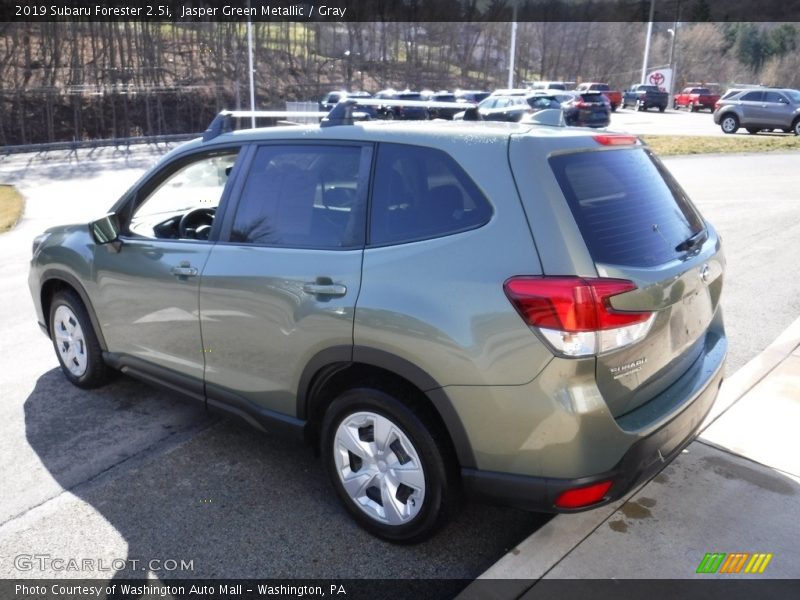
[575,100,588,108]
[593,134,638,145]
[503,276,655,356]
[554,480,613,509]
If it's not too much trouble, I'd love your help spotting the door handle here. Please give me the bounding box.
[171,261,198,277]
[303,282,347,297]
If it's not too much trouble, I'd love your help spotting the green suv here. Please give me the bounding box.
[29,107,726,542]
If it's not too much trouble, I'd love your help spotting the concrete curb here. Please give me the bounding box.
[459,315,800,595]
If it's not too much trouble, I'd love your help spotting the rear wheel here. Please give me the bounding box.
[321,387,458,543]
[746,127,760,135]
[658,105,666,113]
[720,114,739,134]
[690,102,698,112]
[636,100,645,112]
[672,99,679,109]
[49,290,113,389]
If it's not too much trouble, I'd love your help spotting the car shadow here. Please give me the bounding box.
[23,369,550,589]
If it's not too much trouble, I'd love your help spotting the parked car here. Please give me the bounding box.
[320,90,372,111]
[673,87,720,112]
[575,82,622,111]
[420,90,462,120]
[623,84,669,112]
[528,80,572,91]
[561,91,612,127]
[453,89,491,105]
[30,105,726,543]
[319,90,376,119]
[713,87,800,135]
[453,93,551,121]
[373,89,430,120]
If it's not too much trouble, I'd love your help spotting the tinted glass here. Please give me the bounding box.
[740,91,763,101]
[370,144,493,245]
[231,145,366,248]
[550,149,705,267]
[763,91,786,103]
[692,88,711,94]
[592,84,610,91]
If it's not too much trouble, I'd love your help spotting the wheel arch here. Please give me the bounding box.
[40,270,108,351]
[297,346,476,469]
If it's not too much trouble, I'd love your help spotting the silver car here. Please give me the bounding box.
[714,87,800,135]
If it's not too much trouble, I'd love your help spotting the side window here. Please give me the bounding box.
[128,150,238,240]
[229,145,367,248]
[369,143,493,246]
[740,91,764,102]
[763,92,785,104]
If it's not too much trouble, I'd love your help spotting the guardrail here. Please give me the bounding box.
[1,133,200,156]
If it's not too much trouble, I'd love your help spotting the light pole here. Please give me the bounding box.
[640,0,655,84]
[247,7,255,128]
[507,4,518,89]
[667,27,677,105]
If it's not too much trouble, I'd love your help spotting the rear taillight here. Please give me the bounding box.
[575,100,588,108]
[554,480,613,509]
[503,276,655,357]
[593,134,638,145]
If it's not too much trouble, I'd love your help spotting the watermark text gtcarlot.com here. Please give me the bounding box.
[14,554,194,573]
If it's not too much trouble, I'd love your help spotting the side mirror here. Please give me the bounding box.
[89,213,122,252]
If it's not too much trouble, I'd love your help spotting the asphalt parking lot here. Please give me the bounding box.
[1,112,799,589]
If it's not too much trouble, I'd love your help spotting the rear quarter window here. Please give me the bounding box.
[549,149,705,267]
[369,143,493,245]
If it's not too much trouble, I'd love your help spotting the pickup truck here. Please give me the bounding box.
[575,82,621,111]
[673,87,720,112]
[622,84,668,112]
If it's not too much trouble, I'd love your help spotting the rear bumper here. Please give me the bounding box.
[462,333,725,512]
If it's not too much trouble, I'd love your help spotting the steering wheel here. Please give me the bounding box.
[178,207,215,239]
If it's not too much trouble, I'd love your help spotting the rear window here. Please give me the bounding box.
[693,88,711,94]
[549,149,705,267]
[592,84,610,91]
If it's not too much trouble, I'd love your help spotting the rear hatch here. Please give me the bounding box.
[572,92,610,124]
[543,144,723,418]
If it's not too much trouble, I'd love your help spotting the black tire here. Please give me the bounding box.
[659,105,666,113]
[672,100,679,110]
[792,118,800,136]
[611,104,617,112]
[49,289,114,389]
[690,102,698,112]
[321,387,459,543]
[746,127,760,135]
[720,113,739,134]
[636,100,645,112]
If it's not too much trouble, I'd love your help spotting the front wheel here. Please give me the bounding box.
[636,100,645,112]
[720,114,739,134]
[321,388,458,543]
[49,289,113,388]
[792,118,800,136]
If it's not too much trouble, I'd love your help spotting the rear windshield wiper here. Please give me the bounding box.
[675,229,708,253]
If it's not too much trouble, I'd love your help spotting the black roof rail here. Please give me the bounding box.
[202,109,329,141]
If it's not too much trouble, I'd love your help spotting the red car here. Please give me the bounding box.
[575,82,622,111]
[674,87,720,112]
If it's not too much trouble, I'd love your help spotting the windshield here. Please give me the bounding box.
[784,90,800,103]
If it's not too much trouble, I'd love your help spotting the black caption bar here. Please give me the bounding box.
[2,0,800,22]
[4,579,800,600]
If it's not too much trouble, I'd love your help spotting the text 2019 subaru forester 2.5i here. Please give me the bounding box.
[29,102,726,542]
